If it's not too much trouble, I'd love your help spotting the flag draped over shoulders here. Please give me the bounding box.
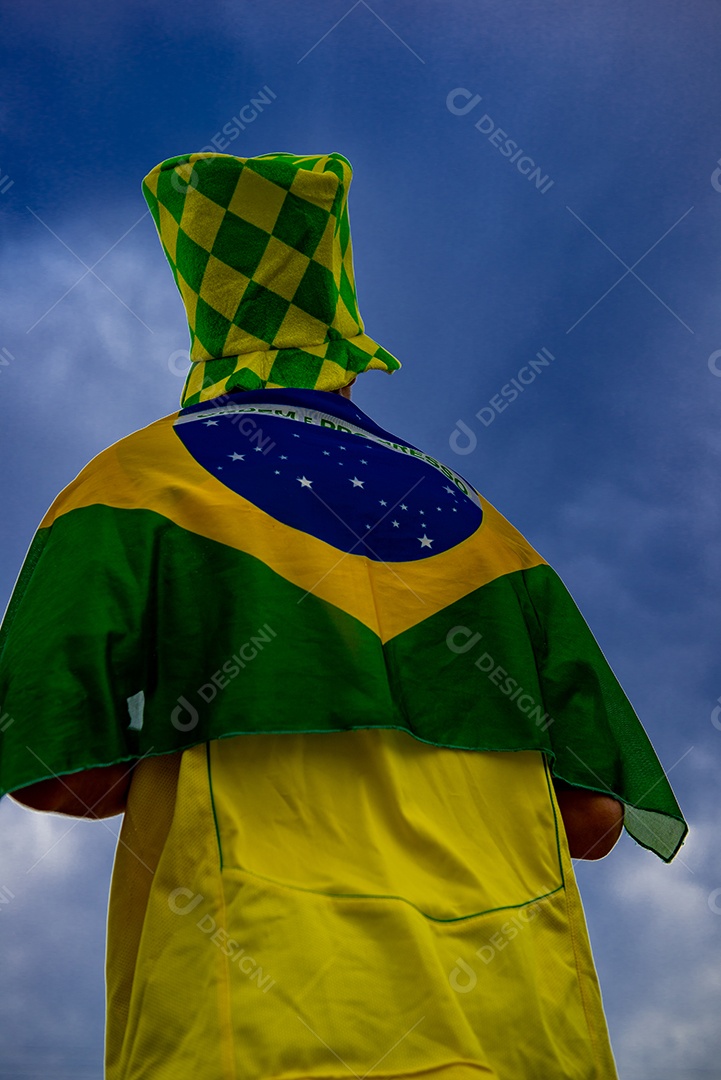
[0,386,686,862]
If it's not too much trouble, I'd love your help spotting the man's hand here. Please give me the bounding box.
[553,781,624,860]
[8,762,136,818]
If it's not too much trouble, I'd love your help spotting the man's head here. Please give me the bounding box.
[142,152,400,407]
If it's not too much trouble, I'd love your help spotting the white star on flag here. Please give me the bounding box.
[400,504,408,511]
[379,500,387,506]
[204,420,218,426]
[297,476,313,489]
[350,477,364,488]
[228,452,245,461]
[391,520,400,528]
[418,535,433,548]
[444,485,456,495]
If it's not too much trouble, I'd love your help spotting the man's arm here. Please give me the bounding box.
[7,762,136,818]
[553,780,624,860]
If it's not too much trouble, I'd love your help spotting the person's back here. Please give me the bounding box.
[107,730,614,1079]
[0,150,686,1079]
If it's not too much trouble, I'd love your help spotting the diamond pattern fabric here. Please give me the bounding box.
[142,152,401,405]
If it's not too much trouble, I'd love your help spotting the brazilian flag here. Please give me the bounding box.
[0,386,686,861]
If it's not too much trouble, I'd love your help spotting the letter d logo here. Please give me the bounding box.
[449,419,477,456]
[449,956,477,993]
[711,159,721,194]
[446,88,482,116]
[168,888,204,915]
[171,695,199,731]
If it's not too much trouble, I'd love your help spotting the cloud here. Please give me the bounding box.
[0,202,191,586]
[0,798,121,1075]
[598,817,721,1076]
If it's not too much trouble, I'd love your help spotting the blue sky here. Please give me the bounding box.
[0,1,720,1076]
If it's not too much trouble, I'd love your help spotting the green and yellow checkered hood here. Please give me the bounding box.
[142,152,401,405]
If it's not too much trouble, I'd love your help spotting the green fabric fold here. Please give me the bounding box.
[0,503,686,862]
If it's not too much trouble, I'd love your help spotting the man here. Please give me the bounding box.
[1,151,686,1079]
